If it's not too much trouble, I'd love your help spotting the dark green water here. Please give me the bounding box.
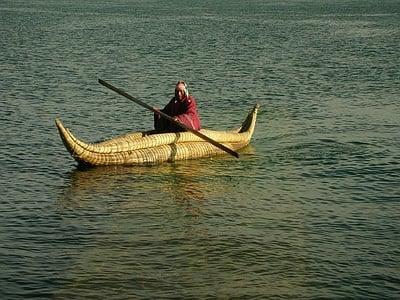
[1,0,399,298]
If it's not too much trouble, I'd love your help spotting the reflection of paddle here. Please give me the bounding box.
[98,79,239,158]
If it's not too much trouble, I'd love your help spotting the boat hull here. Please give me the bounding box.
[56,104,259,166]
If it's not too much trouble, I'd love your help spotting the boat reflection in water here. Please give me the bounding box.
[53,147,257,298]
[57,144,256,218]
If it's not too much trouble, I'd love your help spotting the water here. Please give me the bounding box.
[1,0,399,298]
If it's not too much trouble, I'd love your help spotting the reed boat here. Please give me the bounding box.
[56,104,259,167]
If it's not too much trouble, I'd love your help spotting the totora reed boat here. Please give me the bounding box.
[56,104,259,167]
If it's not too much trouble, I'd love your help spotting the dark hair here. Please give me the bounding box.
[175,80,188,97]
[176,80,186,86]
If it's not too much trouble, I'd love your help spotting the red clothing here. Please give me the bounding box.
[154,95,201,132]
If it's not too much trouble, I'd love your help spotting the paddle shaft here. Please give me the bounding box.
[98,79,239,158]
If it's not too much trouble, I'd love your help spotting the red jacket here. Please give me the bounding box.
[154,95,201,132]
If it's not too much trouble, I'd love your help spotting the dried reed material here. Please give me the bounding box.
[56,104,259,166]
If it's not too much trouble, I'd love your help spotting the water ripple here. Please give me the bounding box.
[1,0,399,298]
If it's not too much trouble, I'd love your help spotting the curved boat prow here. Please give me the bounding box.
[55,118,74,154]
[56,118,82,164]
[238,103,259,134]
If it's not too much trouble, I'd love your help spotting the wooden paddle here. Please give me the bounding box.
[98,79,239,158]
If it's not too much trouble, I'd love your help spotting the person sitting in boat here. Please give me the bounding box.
[154,80,201,133]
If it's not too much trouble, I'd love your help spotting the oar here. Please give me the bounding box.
[98,79,239,158]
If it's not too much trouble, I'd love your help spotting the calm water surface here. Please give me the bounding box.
[1,0,399,298]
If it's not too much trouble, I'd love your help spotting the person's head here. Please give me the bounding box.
[175,80,188,101]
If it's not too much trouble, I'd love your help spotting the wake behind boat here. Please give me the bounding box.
[56,104,259,167]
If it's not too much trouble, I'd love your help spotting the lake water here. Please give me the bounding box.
[1,0,399,298]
